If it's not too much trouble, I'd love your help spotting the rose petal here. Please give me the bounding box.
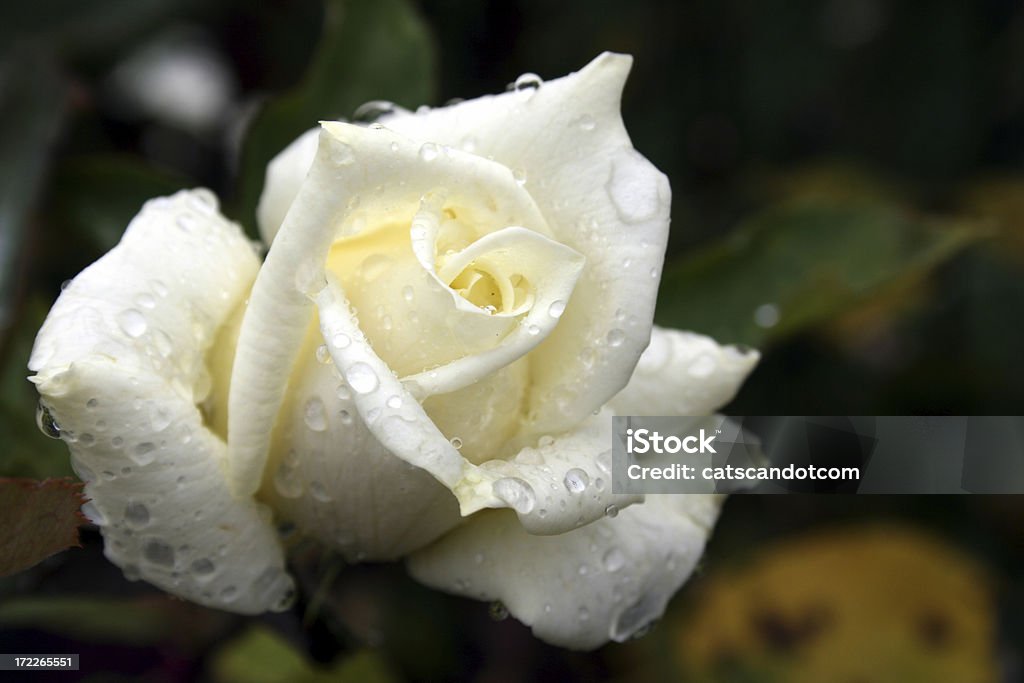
[609,326,759,416]
[228,121,561,496]
[453,408,642,534]
[379,52,671,434]
[257,127,319,246]
[259,309,463,561]
[30,190,292,614]
[408,494,723,650]
[315,280,639,534]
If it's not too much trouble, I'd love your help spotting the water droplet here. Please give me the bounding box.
[527,324,540,336]
[575,113,596,131]
[493,477,536,514]
[220,585,238,602]
[124,502,150,529]
[402,285,415,302]
[450,436,463,449]
[315,345,332,364]
[564,468,590,493]
[332,333,351,349]
[607,329,625,347]
[754,303,780,328]
[309,481,332,502]
[352,99,397,122]
[303,397,327,431]
[176,214,197,232]
[190,558,216,578]
[578,606,591,622]
[460,135,478,152]
[606,151,663,224]
[143,539,175,567]
[345,362,379,394]
[513,72,543,95]
[118,309,147,338]
[36,402,60,439]
[650,267,659,279]
[336,385,352,401]
[603,548,626,572]
[512,168,527,186]
[605,504,619,518]
[131,442,156,466]
[419,142,439,161]
[386,395,402,409]
[339,409,354,425]
[152,280,168,297]
[273,451,303,498]
[135,293,156,309]
[548,300,566,318]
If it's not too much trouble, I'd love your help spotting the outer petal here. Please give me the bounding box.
[609,326,759,416]
[259,309,463,561]
[408,495,724,650]
[29,190,293,614]
[379,52,671,435]
[256,127,319,246]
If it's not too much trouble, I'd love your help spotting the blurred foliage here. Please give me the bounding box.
[656,200,982,347]
[212,625,398,683]
[671,525,997,683]
[0,478,84,577]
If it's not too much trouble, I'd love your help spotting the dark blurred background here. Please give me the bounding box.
[1,0,1023,681]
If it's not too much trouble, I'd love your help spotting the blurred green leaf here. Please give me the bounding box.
[0,478,84,577]
[212,625,397,683]
[0,51,67,346]
[0,299,73,479]
[51,156,191,252]
[656,201,983,348]
[234,0,437,230]
[0,594,234,647]
[0,0,189,63]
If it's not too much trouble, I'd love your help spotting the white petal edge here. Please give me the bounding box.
[228,121,556,496]
[257,127,319,246]
[609,326,759,417]
[29,190,292,614]
[379,52,672,434]
[408,494,724,650]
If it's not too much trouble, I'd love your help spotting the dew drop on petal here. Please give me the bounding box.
[563,468,590,493]
[493,477,536,514]
[124,501,151,529]
[303,397,328,432]
[345,362,379,394]
[450,436,463,449]
[142,539,175,567]
[606,329,625,347]
[332,333,352,349]
[548,300,566,318]
[131,442,156,466]
[605,504,619,518]
[603,547,626,572]
[489,601,509,621]
[419,142,439,161]
[118,309,147,338]
[36,402,60,439]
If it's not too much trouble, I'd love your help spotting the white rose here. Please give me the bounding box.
[29,53,758,649]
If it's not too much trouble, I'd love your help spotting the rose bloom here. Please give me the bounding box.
[30,53,758,649]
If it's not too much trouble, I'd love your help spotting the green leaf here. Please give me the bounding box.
[211,625,398,683]
[50,156,192,253]
[233,0,437,231]
[656,200,982,348]
[0,478,84,577]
